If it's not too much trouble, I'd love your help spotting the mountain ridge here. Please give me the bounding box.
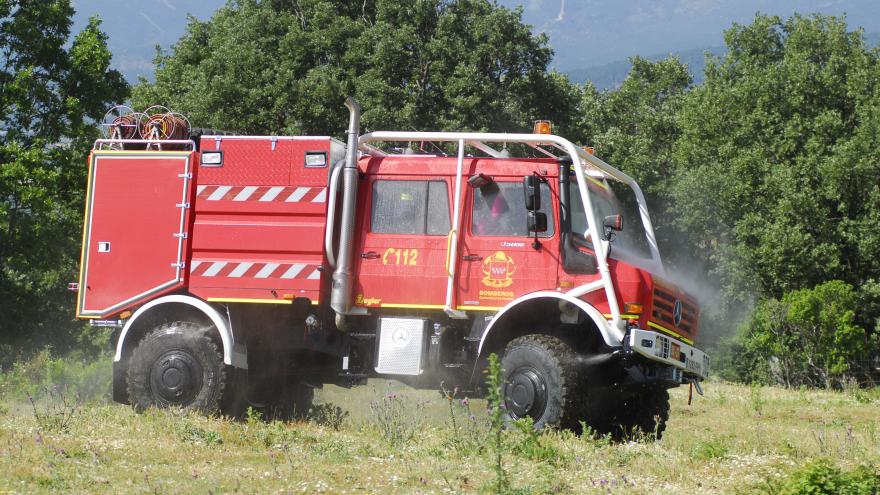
[567,32,880,90]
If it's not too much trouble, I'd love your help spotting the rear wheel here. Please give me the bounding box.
[500,335,580,430]
[127,321,228,414]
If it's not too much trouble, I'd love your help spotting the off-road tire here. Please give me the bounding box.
[127,321,228,414]
[500,334,581,430]
[612,388,670,440]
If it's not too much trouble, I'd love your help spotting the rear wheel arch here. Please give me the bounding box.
[115,295,247,369]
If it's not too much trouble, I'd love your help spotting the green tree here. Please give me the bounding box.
[571,56,693,262]
[671,14,880,308]
[574,56,692,200]
[736,281,875,388]
[0,1,129,359]
[132,0,577,136]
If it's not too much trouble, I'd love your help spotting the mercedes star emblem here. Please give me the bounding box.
[673,299,683,327]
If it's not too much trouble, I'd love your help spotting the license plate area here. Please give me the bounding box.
[670,342,681,362]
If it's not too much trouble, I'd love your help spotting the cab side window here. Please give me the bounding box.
[471,181,554,237]
[371,180,451,235]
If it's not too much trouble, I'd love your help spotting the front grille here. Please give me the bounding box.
[651,286,698,337]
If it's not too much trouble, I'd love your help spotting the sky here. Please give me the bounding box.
[506,0,880,69]
[70,0,880,81]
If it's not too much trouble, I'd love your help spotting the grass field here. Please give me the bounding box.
[0,357,878,494]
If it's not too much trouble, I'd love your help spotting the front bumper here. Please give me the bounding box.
[628,328,710,380]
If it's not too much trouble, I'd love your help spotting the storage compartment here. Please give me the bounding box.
[77,151,194,317]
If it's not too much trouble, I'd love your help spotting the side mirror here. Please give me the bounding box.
[468,173,493,188]
[523,175,541,210]
[603,214,623,232]
[603,214,623,241]
[528,211,548,233]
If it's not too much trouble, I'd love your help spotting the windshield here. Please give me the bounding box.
[569,176,653,262]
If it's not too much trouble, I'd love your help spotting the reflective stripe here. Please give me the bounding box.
[189,260,320,280]
[377,303,445,309]
[233,186,258,201]
[195,185,324,202]
[228,262,254,278]
[259,186,285,202]
[286,187,310,202]
[647,321,694,345]
[603,313,641,320]
[457,305,502,311]
[202,262,227,277]
[281,264,306,279]
[311,188,327,203]
[207,186,232,201]
[254,263,280,278]
[207,297,292,305]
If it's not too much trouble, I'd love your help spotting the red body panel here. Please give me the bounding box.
[187,137,333,304]
[77,152,193,317]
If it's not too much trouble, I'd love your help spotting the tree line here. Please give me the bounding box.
[2,0,878,387]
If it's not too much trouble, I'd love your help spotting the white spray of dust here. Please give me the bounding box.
[609,239,755,348]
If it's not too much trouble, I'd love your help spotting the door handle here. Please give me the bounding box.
[462,255,482,261]
[361,251,380,259]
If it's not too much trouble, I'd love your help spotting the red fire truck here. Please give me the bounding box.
[76,99,708,436]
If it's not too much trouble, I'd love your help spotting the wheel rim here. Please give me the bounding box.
[149,350,203,405]
[504,366,548,420]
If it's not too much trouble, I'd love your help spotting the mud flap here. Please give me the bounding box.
[112,359,129,404]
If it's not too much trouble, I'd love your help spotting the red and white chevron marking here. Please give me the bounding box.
[189,261,321,280]
[195,185,327,203]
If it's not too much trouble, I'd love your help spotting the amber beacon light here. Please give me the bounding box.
[533,120,552,134]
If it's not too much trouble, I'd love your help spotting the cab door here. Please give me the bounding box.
[352,176,453,310]
[457,178,559,312]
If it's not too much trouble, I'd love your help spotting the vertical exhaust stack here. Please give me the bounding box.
[330,97,361,324]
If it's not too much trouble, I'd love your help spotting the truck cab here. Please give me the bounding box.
[78,100,708,437]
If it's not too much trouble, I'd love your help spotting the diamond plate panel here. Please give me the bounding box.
[375,318,426,375]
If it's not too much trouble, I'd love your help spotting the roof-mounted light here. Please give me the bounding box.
[533,120,552,135]
[200,150,223,166]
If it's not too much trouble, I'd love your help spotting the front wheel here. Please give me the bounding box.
[500,335,580,430]
[127,321,228,414]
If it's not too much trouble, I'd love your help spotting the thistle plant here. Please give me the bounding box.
[486,353,508,493]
